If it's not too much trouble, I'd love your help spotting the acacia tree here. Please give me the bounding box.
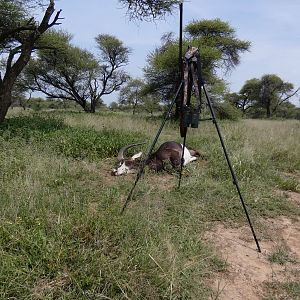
[118,79,145,114]
[226,78,261,114]
[259,74,299,118]
[142,94,161,115]
[238,74,299,118]
[0,0,62,122]
[119,0,180,20]
[25,32,130,113]
[144,19,250,105]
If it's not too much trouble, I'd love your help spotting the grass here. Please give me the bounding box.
[268,245,297,265]
[263,281,300,300]
[1,110,300,299]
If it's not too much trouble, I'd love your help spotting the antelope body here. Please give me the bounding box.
[112,141,200,176]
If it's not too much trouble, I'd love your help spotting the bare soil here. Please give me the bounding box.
[205,214,300,300]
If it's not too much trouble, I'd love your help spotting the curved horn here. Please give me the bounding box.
[117,142,146,162]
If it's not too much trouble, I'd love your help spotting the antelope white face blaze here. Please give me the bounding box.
[113,161,130,176]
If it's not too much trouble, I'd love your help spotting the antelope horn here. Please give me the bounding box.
[117,142,146,162]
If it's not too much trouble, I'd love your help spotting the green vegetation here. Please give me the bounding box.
[0,114,145,160]
[264,281,300,300]
[268,245,297,265]
[227,74,299,119]
[1,111,300,298]
[144,19,250,105]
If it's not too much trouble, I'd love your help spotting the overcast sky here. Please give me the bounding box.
[53,0,300,105]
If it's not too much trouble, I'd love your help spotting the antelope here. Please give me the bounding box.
[112,141,201,176]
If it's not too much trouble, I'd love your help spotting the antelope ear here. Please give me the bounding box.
[131,151,143,160]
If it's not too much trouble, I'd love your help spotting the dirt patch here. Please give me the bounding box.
[32,272,70,299]
[275,189,300,206]
[287,191,300,206]
[205,216,300,300]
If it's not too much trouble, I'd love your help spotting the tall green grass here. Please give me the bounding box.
[0,114,147,160]
[0,112,300,299]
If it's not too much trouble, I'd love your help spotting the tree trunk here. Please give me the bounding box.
[90,99,96,113]
[133,100,138,115]
[175,99,181,119]
[266,101,271,118]
[0,86,12,123]
[0,1,62,123]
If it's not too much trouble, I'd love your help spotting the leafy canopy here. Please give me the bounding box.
[144,18,250,102]
[25,31,130,113]
[119,0,181,20]
[231,74,299,118]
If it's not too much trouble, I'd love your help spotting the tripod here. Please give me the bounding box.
[121,46,261,253]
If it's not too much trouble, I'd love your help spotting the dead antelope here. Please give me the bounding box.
[112,141,200,176]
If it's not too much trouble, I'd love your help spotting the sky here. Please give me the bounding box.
[51,0,300,105]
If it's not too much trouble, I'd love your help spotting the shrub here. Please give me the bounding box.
[48,127,146,160]
[214,102,242,120]
[0,115,147,161]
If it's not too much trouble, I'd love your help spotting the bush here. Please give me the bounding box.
[0,114,147,161]
[48,127,145,160]
[215,102,242,120]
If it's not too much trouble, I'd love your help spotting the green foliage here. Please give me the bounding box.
[119,0,180,20]
[215,101,242,120]
[185,19,250,69]
[273,102,300,119]
[268,245,297,265]
[109,101,119,111]
[144,18,250,103]
[264,281,300,299]
[95,34,130,65]
[273,174,299,192]
[49,127,145,160]
[118,78,162,115]
[24,31,130,113]
[0,114,146,160]
[0,0,27,44]
[118,78,145,113]
[238,74,298,118]
[1,111,300,299]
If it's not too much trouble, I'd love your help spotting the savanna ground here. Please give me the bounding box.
[0,108,299,299]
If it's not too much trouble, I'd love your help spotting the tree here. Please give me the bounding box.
[144,19,250,106]
[25,32,130,113]
[185,19,250,72]
[258,74,299,118]
[119,0,180,20]
[11,76,29,109]
[274,102,299,119]
[239,74,299,118]
[109,101,119,111]
[118,79,145,114]
[225,78,261,114]
[142,94,161,115]
[95,34,131,110]
[0,0,62,123]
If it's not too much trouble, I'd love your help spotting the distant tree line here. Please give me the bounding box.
[225,74,299,119]
[1,0,299,122]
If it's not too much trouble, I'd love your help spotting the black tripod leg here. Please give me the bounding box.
[202,85,262,253]
[121,81,184,214]
[178,128,187,188]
